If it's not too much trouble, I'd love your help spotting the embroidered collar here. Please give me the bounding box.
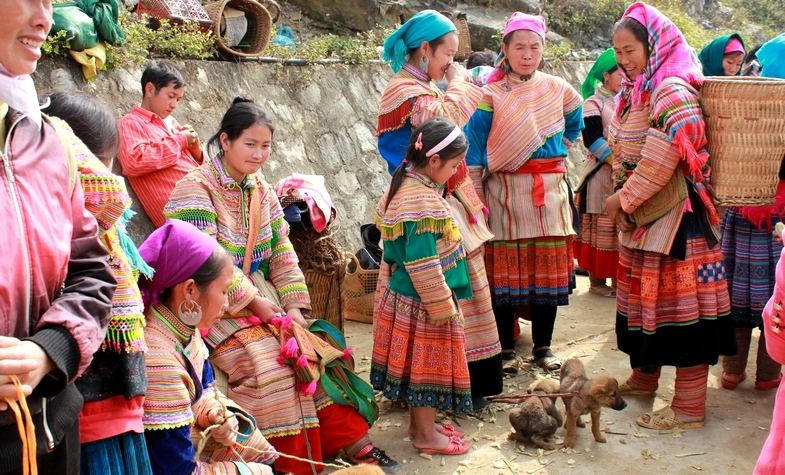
[405,169,445,191]
[151,304,195,346]
[403,63,430,83]
[210,154,256,190]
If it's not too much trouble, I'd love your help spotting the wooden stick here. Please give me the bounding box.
[488,392,577,403]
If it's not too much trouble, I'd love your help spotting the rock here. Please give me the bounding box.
[546,31,569,45]
[286,0,381,31]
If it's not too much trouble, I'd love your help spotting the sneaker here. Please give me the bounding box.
[350,445,401,473]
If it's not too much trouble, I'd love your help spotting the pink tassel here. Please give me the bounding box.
[482,205,490,218]
[271,314,292,331]
[296,354,309,368]
[469,213,478,224]
[247,315,262,325]
[276,355,286,366]
[342,346,354,360]
[281,337,299,359]
[300,380,317,396]
[199,328,210,338]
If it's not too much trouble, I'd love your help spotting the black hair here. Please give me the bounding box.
[141,61,186,95]
[603,64,620,79]
[42,90,118,165]
[613,17,650,58]
[207,96,275,158]
[384,118,468,210]
[158,246,230,303]
[466,49,495,69]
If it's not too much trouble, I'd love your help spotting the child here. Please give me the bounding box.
[117,61,203,227]
[372,118,473,455]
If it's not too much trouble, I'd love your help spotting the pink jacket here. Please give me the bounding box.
[0,105,115,464]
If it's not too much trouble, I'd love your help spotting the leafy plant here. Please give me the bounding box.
[42,30,71,57]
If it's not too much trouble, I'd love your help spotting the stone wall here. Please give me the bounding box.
[33,58,591,251]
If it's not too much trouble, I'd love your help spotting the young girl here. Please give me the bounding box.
[165,98,397,474]
[575,48,624,298]
[699,34,784,391]
[42,91,154,475]
[603,2,734,430]
[464,12,584,371]
[372,118,473,456]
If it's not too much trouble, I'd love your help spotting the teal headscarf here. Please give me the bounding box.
[382,10,457,73]
[580,48,618,99]
[758,33,785,79]
[698,33,745,76]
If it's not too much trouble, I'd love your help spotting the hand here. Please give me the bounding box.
[0,337,55,410]
[603,192,623,223]
[205,405,239,446]
[180,126,199,147]
[444,62,465,83]
[247,296,282,323]
[287,308,307,327]
[616,212,636,232]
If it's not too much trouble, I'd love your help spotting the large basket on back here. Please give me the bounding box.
[441,11,472,61]
[343,253,378,324]
[701,76,785,206]
[204,0,272,57]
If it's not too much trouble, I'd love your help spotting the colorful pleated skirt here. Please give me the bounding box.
[616,233,735,370]
[485,236,576,308]
[721,207,782,328]
[80,431,152,475]
[371,290,473,412]
[574,213,619,279]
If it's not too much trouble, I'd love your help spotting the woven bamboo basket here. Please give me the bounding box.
[204,0,271,57]
[258,0,280,23]
[701,76,785,206]
[343,253,378,324]
[441,11,472,61]
[304,268,343,331]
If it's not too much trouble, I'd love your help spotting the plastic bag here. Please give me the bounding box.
[52,2,99,51]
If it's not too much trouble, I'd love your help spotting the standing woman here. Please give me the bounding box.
[464,12,584,371]
[699,33,784,391]
[42,91,154,475]
[166,98,397,474]
[0,1,116,474]
[377,9,503,404]
[574,48,624,298]
[603,2,735,430]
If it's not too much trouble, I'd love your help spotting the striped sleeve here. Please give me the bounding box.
[143,348,196,431]
[412,80,483,127]
[402,224,459,322]
[619,128,682,214]
[265,186,310,311]
[164,173,219,235]
[117,113,188,177]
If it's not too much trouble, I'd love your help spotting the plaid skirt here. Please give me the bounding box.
[721,207,782,328]
[485,237,576,307]
[371,290,473,413]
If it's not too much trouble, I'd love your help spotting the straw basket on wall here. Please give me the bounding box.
[343,253,378,324]
[441,11,472,61]
[701,76,785,206]
[204,0,272,57]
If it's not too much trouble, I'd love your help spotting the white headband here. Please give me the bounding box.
[426,126,462,157]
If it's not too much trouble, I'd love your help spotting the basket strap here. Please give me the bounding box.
[243,186,262,276]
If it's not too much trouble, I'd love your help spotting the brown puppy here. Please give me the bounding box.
[559,358,627,448]
[508,378,563,449]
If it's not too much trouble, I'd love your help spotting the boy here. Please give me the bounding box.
[117,61,203,227]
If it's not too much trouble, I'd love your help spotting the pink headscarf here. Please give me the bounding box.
[617,2,704,111]
[724,37,745,55]
[487,12,547,84]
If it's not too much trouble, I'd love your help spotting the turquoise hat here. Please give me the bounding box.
[382,10,457,73]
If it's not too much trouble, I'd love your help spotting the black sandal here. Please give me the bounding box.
[533,347,562,372]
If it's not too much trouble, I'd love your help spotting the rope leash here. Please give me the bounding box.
[5,375,37,475]
[487,391,578,404]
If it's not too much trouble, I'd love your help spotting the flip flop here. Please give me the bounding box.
[440,423,465,437]
[636,406,704,430]
[415,435,471,456]
[533,348,561,372]
[589,285,617,298]
[721,371,747,390]
[755,377,781,391]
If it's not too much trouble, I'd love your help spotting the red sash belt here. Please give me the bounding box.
[509,158,566,207]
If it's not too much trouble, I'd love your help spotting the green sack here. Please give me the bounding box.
[52,2,99,51]
[78,0,126,46]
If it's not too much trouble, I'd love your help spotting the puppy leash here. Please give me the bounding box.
[487,391,577,404]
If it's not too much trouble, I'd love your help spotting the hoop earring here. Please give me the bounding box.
[178,298,203,326]
[419,56,429,73]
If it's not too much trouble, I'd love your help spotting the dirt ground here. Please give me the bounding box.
[339,275,777,475]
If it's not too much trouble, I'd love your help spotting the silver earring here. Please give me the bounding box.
[178,299,203,326]
[419,56,429,73]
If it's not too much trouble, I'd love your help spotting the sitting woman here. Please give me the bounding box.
[138,220,278,475]
[165,97,398,474]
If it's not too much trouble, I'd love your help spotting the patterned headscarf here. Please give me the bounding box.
[581,48,618,99]
[758,33,785,79]
[617,2,704,112]
[486,12,548,84]
[382,10,456,73]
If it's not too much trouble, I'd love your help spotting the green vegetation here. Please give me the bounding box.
[725,0,783,40]
[543,0,627,47]
[264,28,389,64]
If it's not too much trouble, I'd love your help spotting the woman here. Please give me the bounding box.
[43,91,154,475]
[464,12,584,371]
[378,9,502,403]
[373,118,474,455]
[0,2,116,473]
[139,220,277,475]
[698,34,784,391]
[165,98,398,474]
[603,2,735,430]
[698,33,746,77]
[574,48,624,298]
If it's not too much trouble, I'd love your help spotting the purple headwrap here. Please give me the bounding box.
[137,219,219,307]
[487,12,548,84]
